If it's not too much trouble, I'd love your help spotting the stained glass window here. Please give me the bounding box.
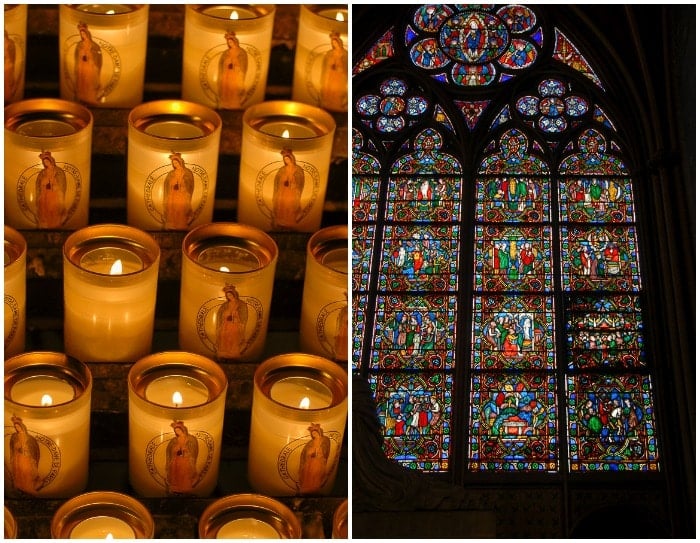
[352,4,659,477]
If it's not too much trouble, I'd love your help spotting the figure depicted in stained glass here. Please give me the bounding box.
[219,31,248,109]
[388,175,461,222]
[561,178,633,223]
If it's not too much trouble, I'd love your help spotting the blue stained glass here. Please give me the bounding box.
[565,95,588,116]
[353,294,367,371]
[516,96,539,116]
[380,78,408,96]
[407,96,429,116]
[539,78,566,96]
[496,5,537,33]
[356,94,380,116]
[410,38,451,69]
[380,96,406,116]
[539,115,567,133]
[377,116,406,133]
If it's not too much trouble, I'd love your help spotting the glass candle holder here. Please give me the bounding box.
[4,98,93,229]
[182,5,276,110]
[4,225,26,359]
[58,4,149,108]
[248,353,348,496]
[128,351,228,498]
[299,224,348,362]
[63,224,160,362]
[198,493,302,539]
[4,4,28,104]
[292,5,348,113]
[239,100,336,232]
[4,506,17,539]
[50,491,154,539]
[4,352,92,499]
[179,222,278,363]
[127,100,222,231]
[332,498,348,538]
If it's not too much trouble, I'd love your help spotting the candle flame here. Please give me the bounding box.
[110,259,123,275]
[41,394,53,406]
[173,391,183,407]
[299,396,310,409]
[336,11,344,22]
[106,534,114,540]
[230,10,239,20]
[106,9,115,15]
[219,266,230,272]
[281,129,290,139]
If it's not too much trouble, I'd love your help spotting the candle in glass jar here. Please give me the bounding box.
[198,493,302,539]
[299,225,349,362]
[4,98,93,229]
[248,353,348,496]
[128,352,228,497]
[127,100,222,231]
[51,491,154,539]
[4,4,27,104]
[4,506,17,539]
[4,352,92,499]
[62,224,160,362]
[292,5,348,112]
[179,222,278,363]
[4,226,26,359]
[58,4,149,107]
[239,100,335,232]
[182,5,275,110]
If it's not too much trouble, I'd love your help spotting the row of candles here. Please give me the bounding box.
[5,5,348,112]
[4,350,348,538]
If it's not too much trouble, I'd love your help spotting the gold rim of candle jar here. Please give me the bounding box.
[4,351,92,412]
[128,99,222,148]
[182,221,279,276]
[63,223,160,279]
[300,5,348,33]
[307,224,348,280]
[187,4,276,29]
[4,507,17,539]
[4,225,27,269]
[128,351,228,412]
[5,98,93,141]
[331,498,348,538]
[254,353,348,416]
[242,100,336,150]
[198,493,302,539]
[61,4,148,24]
[50,491,155,539]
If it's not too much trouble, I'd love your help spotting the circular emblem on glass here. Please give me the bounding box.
[439,13,509,64]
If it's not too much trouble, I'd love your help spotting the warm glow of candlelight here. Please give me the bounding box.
[41,394,53,406]
[230,10,239,20]
[172,391,183,407]
[106,9,115,15]
[336,11,344,22]
[219,266,230,272]
[299,396,310,409]
[110,259,123,275]
[106,534,114,540]
[281,129,290,139]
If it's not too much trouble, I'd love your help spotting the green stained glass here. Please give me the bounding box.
[369,371,453,472]
[386,175,462,222]
[469,372,558,472]
[560,177,635,223]
[479,128,549,175]
[474,225,553,292]
[567,373,659,472]
[352,224,375,292]
[476,176,550,222]
[379,225,460,291]
[472,295,555,370]
[559,129,628,175]
[353,175,380,222]
[391,128,462,174]
[352,294,367,371]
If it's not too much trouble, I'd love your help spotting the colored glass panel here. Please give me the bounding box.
[386,175,462,222]
[371,294,456,370]
[498,39,537,70]
[552,28,603,89]
[412,5,453,32]
[476,176,550,222]
[352,224,375,292]
[370,371,453,472]
[496,5,537,33]
[561,225,641,291]
[379,225,460,291]
[565,294,645,369]
[469,372,558,471]
[391,129,462,174]
[352,129,381,174]
[567,373,659,471]
[352,294,368,371]
[559,129,628,175]
[410,38,451,69]
[352,176,380,222]
[479,128,549,175]
[474,225,553,292]
[472,295,555,370]
[559,178,635,223]
[353,29,395,76]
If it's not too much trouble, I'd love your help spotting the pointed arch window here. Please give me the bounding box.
[352,4,659,476]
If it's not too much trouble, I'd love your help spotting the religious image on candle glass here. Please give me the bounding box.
[7,415,47,496]
[63,22,111,105]
[4,4,27,104]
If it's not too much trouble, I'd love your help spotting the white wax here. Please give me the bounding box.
[79,246,144,274]
[76,4,134,15]
[321,247,348,273]
[216,518,280,539]
[143,120,206,139]
[317,9,348,21]
[197,245,262,273]
[10,376,75,406]
[15,119,77,137]
[70,516,135,539]
[145,375,210,407]
[202,6,258,20]
[259,121,319,139]
[270,377,333,409]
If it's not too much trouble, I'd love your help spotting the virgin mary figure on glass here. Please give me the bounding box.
[215,284,248,360]
[272,148,305,229]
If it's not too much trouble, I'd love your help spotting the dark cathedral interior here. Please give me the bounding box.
[351,4,695,539]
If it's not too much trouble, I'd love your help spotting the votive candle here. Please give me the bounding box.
[4,506,17,539]
[62,224,160,362]
[128,351,228,497]
[4,352,92,499]
[4,225,26,359]
[182,5,275,110]
[248,353,348,496]
[4,4,28,104]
